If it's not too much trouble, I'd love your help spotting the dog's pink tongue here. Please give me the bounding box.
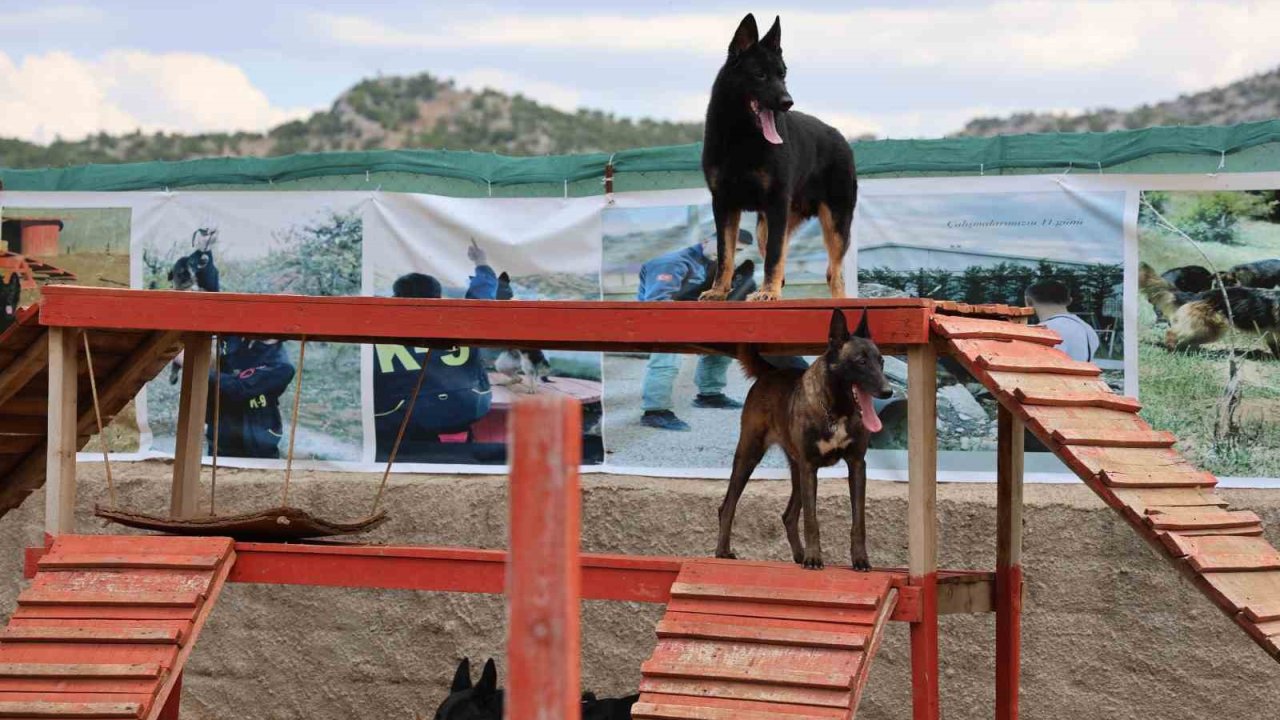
[857,389,882,434]
[758,109,783,144]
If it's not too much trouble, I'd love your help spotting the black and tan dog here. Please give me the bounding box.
[433,658,637,720]
[1140,261,1280,358]
[699,13,857,302]
[1229,258,1280,289]
[716,310,892,570]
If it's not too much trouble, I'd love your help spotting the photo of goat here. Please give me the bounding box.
[158,227,221,384]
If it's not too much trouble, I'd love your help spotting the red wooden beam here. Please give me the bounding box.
[37,286,933,354]
[507,394,582,720]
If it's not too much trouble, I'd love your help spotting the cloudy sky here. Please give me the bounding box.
[4,1,1280,145]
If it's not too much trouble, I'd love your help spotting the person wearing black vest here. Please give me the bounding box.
[205,337,296,459]
[373,241,499,461]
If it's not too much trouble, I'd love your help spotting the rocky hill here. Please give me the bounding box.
[0,72,704,168]
[954,66,1280,137]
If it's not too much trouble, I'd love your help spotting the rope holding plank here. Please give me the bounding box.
[280,337,307,508]
[82,332,116,508]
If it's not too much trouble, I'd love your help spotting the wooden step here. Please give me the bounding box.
[1109,487,1227,514]
[1012,388,1141,412]
[0,664,161,679]
[640,660,854,691]
[17,591,201,608]
[1163,534,1280,572]
[0,700,142,718]
[984,371,1113,400]
[1100,468,1218,488]
[656,619,866,650]
[631,700,843,720]
[665,597,878,626]
[38,554,222,571]
[632,693,845,719]
[1144,509,1261,531]
[1201,571,1280,622]
[669,582,879,610]
[930,316,1061,345]
[949,339,1100,376]
[1051,428,1176,448]
[0,626,181,645]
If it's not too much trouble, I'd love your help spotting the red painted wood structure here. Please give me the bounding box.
[0,286,1275,720]
[3,534,233,720]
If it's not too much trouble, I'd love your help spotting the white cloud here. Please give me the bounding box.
[311,3,1280,90]
[451,68,583,113]
[0,5,105,28]
[0,50,312,144]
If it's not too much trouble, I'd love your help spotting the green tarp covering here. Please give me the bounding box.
[5,120,1280,194]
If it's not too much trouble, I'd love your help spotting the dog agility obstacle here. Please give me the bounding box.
[0,285,1276,719]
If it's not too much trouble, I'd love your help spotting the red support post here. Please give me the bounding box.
[157,671,182,720]
[996,406,1025,720]
[907,343,940,720]
[507,395,582,720]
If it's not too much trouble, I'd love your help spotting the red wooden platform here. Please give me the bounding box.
[5,287,1276,720]
[37,286,937,354]
[934,314,1280,663]
[1,534,234,720]
[635,560,898,719]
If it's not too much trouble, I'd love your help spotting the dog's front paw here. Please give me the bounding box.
[801,549,824,570]
[699,288,729,301]
[746,290,780,302]
[850,556,871,572]
[715,549,738,560]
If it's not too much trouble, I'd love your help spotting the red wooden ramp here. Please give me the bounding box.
[0,310,182,520]
[933,313,1280,662]
[633,560,899,719]
[0,535,235,719]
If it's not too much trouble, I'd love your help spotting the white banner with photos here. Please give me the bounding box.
[2,170,1279,487]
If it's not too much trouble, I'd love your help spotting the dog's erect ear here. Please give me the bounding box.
[498,272,510,283]
[828,310,850,349]
[475,658,498,697]
[729,13,759,55]
[450,658,472,692]
[853,311,871,340]
[761,16,781,51]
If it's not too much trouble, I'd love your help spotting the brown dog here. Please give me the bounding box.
[716,310,893,570]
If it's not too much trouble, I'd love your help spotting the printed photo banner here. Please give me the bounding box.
[2,171,1278,487]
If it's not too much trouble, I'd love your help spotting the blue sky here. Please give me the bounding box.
[4,2,1280,144]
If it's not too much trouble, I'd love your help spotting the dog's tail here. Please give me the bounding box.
[736,344,775,380]
[1139,261,1192,318]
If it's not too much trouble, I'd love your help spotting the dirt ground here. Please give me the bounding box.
[0,463,1277,719]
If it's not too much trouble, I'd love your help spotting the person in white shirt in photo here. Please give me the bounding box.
[1022,279,1101,453]
[1024,279,1100,363]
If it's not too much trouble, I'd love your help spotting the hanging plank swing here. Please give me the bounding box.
[91,335,428,541]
